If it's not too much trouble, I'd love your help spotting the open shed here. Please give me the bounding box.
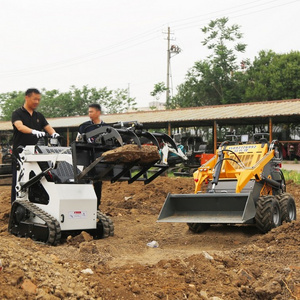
[1,99,300,154]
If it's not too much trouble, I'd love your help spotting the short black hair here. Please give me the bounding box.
[89,103,101,111]
[25,88,41,96]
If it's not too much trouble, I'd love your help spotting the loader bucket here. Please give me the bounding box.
[157,192,256,224]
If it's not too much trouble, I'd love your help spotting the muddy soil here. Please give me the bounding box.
[0,177,300,300]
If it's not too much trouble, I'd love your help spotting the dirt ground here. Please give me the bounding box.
[1,177,300,300]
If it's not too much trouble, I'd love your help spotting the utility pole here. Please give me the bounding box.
[164,27,181,104]
[166,27,171,104]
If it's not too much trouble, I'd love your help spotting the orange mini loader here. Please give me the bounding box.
[158,137,296,233]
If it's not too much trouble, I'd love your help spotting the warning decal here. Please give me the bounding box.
[68,211,87,219]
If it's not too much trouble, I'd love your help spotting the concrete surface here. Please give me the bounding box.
[281,163,300,172]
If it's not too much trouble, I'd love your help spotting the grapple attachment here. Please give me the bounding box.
[73,123,176,185]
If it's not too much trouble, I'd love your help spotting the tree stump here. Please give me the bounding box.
[101,144,160,164]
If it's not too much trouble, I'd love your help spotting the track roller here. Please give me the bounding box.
[8,200,61,245]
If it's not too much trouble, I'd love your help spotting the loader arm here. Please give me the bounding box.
[193,142,274,194]
[193,156,217,193]
[235,149,274,193]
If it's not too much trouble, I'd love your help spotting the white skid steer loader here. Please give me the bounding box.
[9,123,176,245]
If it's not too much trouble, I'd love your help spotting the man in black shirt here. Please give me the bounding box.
[78,103,105,136]
[11,88,59,203]
[77,103,104,208]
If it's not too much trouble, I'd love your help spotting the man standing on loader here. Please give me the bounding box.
[11,88,59,203]
[77,103,104,208]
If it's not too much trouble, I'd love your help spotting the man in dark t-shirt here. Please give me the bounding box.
[11,88,59,203]
[78,104,105,136]
[77,103,104,208]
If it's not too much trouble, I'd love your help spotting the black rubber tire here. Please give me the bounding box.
[255,195,281,233]
[277,193,297,223]
[187,223,210,233]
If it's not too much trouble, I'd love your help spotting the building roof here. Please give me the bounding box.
[1,99,300,131]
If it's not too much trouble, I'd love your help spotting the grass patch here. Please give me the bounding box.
[281,169,300,184]
[167,171,176,178]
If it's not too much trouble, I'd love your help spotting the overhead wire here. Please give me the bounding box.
[166,0,298,100]
[1,0,298,78]
[172,0,299,31]
[0,35,162,78]
[165,0,266,27]
[0,27,163,77]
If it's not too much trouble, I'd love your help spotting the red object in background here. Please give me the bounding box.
[195,153,214,166]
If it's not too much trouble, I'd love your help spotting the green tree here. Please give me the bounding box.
[0,91,24,121]
[150,82,167,101]
[100,88,137,114]
[0,86,137,120]
[38,89,73,118]
[244,50,300,101]
[169,17,247,108]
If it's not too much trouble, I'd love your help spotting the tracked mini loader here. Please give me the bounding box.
[158,137,297,233]
[9,123,176,245]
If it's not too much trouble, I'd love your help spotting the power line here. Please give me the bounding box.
[0,24,164,77]
[1,0,298,78]
[0,35,161,77]
[165,0,265,26]
[172,0,299,31]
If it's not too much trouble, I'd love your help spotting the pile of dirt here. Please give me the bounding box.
[0,178,300,299]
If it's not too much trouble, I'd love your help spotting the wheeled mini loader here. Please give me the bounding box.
[9,123,176,245]
[158,137,297,233]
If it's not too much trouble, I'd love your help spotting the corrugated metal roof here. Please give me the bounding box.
[1,99,300,131]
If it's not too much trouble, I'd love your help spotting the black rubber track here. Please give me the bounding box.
[97,211,114,238]
[8,199,61,245]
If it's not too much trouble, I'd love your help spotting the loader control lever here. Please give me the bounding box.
[20,167,52,191]
[211,141,229,191]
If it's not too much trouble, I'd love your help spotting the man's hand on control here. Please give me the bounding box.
[32,129,45,138]
[51,133,60,138]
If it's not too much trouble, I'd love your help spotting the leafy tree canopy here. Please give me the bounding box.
[150,82,167,100]
[169,17,300,109]
[244,50,300,101]
[0,85,137,120]
[168,17,247,108]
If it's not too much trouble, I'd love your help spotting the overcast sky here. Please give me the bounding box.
[1,0,299,107]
